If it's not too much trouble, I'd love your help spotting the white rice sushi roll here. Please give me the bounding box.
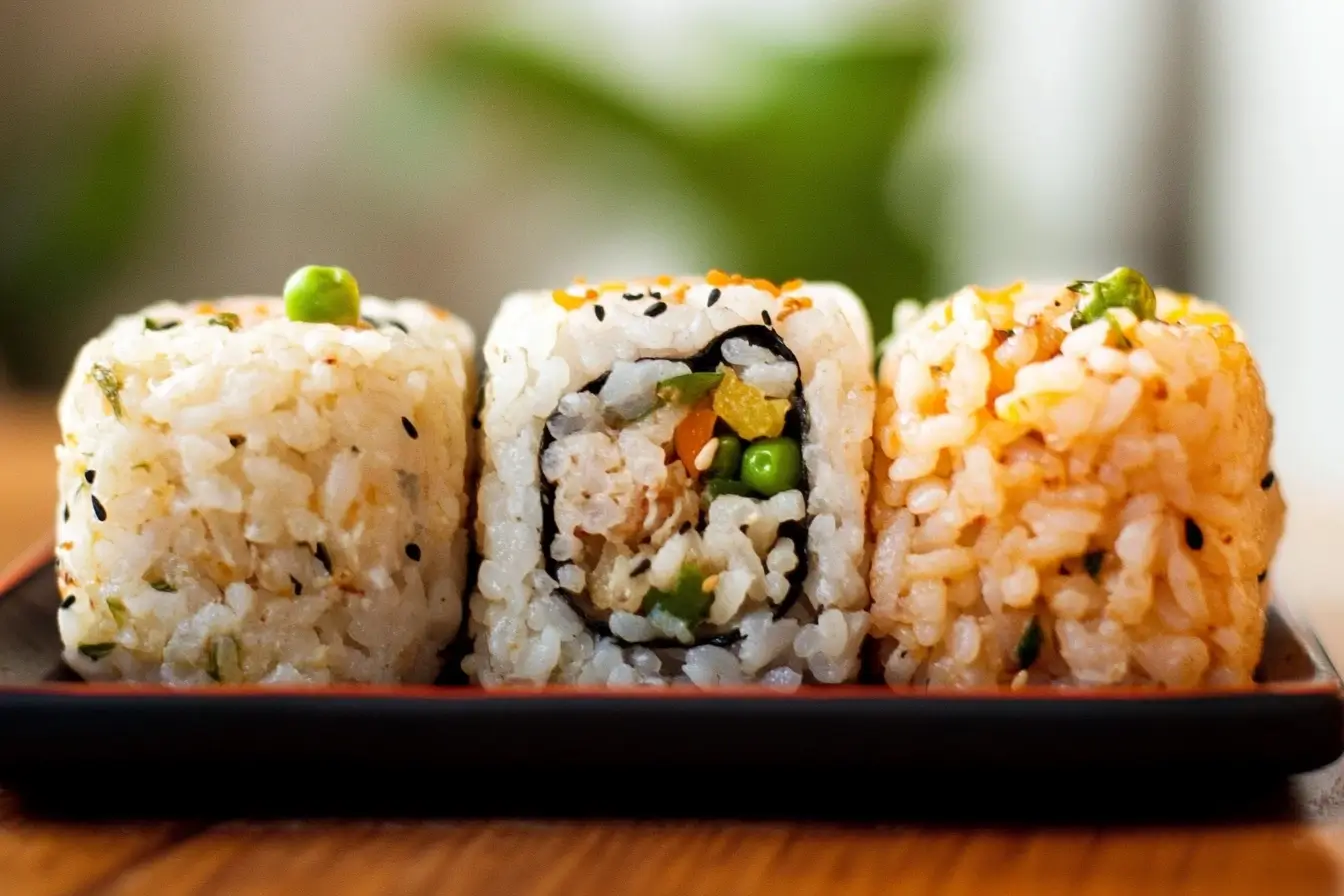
[55,266,476,684]
[870,267,1286,688]
[466,273,875,687]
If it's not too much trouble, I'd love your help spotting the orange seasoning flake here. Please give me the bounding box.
[552,289,592,311]
[776,296,813,323]
[706,269,731,287]
[655,275,674,287]
[780,278,804,293]
[751,278,781,297]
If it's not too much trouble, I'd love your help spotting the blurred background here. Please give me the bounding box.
[1,0,1340,624]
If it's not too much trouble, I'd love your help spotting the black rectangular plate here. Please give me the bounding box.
[1,552,1341,815]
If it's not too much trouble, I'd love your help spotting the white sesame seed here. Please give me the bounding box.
[693,437,719,472]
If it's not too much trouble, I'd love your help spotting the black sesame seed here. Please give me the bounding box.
[314,542,333,575]
[63,504,70,523]
[229,435,245,448]
[405,543,422,562]
[401,417,419,439]
[761,310,772,327]
[623,292,643,301]
[1257,570,1268,583]
[644,302,668,318]
[84,470,96,485]
[1260,471,1275,490]
[290,575,303,596]
[91,495,107,522]
[630,558,651,577]
[471,416,481,430]
[678,521,692,535]
[1083,550,1105,581]
[593,304,606,322]
[649,290,662,300]
[1184,517,1204,551]
[707,288,721,307]
[60,595,76,609]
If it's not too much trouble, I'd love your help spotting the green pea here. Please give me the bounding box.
[1069,266,1156,329]
[706,435,743,480]
[739,437,802,497]
[283,265,361,326]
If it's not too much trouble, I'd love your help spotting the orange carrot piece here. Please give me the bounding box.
[675,402,718,477]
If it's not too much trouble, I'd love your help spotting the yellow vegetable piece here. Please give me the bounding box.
[712,367,789,440]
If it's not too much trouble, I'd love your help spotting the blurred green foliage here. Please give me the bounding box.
[0,64,171,390]
[407,25,948,341]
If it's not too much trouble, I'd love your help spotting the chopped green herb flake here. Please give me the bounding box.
[107,597,128,626]
[144,318,180,332]
[656,371,723,406]
[1184,517,1204,551]
[640,565,712,627]
[1015,616,1043,669]
[78,642,117,661]
[91,364,123,419]
[1083,550,1105,582]
[209,312,241,331]
[148,580,176,593]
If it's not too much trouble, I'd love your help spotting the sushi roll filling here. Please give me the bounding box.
[539,325,812,649]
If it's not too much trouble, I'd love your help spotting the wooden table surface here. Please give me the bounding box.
[3,394,1344,895]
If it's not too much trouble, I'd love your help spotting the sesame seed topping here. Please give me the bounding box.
[63,505,70,522]
[678,521,692,535]
[644,302,668,318]
[1257,570,1268,583]
[1260,471,1275,490]
[401,417,419,439]
[290,575,304,596]
[623,292,643,301]
[91,495,107,522]
[84,470,96,484]
[1184,518,1204,551]
[630,558,651,577]
[314,542,333,575]
[229,435,245,448]
[60,595,76,609]
[761,310,772,327]
[707,288,721,307]
[649,290,663,300]
[593,304,606,322]
[405,543,422,562]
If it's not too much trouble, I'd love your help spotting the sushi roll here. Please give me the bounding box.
[466,273,875,687]
[55,266,476,684]
[870,267,1286,688]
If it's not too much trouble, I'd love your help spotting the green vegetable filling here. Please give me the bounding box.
[640,564,712,627]
[706,434,743,480]
[209,312,241,331]
[656,371,723,406]
[283,265,361,326]
[1069,266,1157,330]
[106,597,128,627]
[78,642,116,661]
[739,437,803,497]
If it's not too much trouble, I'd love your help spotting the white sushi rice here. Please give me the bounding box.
[55,296,475,684]
[467,275,875,687]
[870,281,1286,687]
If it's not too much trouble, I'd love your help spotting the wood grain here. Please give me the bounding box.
[3,393,1344,895]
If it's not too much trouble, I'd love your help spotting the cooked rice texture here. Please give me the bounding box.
[55,297,475,684]
[467,274,875,687]
[870,282,1285,687]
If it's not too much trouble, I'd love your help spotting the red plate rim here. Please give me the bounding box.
[3,539,1339,701]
